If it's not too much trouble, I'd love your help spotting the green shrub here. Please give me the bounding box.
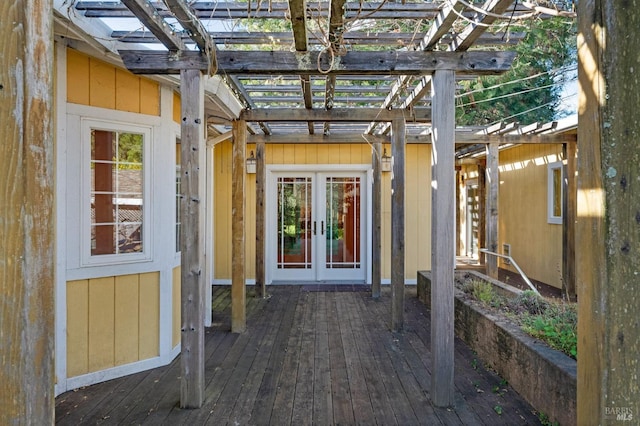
[520,302,577,359]
[509,290,550,315]
[462,279,504,308]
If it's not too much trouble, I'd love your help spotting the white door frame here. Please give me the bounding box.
[266,164,372,284]
[465,179,479,258]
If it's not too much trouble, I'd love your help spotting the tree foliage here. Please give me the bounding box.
[456,17,577,126]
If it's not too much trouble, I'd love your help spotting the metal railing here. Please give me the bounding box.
[479,249,540,295]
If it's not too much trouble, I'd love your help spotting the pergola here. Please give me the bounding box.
[23,1,640,424]
[52,0,578,409]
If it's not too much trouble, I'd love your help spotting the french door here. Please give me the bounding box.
[268,170,367,283]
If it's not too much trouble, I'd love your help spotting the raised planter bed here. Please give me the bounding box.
[417,270,577,426]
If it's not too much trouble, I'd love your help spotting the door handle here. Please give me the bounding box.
[321,221,324,235]
[313,221,317,235]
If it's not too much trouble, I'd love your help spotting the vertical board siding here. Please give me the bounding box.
[173,92,181,123]
[173,267,181,348]
[66,280,89,377]
[88,277,116,372]
[66,273,161,378]
[114,274,140,365]
[498,145,563,288]
[115,68,141,113]
[66,48,159,116]
[89,60,116,110]
[139,272,160,359]
[66,49,90,105]
[213,142,427,281]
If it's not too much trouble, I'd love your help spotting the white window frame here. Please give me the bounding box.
[81,118,153,266]
[547,161,563,225]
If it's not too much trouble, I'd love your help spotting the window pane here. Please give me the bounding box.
[277,177,313,269]
[553,167,562,217]
[325,177,361,269]
[91,129,144,256]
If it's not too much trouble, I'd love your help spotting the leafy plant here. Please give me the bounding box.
[494,405,503,415]
[520,303,577,359]
[462,279,505,308]
[538,411,560,426]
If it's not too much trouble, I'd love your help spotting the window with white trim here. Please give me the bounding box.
[547,161,563,224]
[83,119,151,264]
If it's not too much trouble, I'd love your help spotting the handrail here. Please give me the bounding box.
[479,249,540,296]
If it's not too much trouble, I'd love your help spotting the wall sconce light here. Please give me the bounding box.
[381,149,391,172]
[246,150,256,174]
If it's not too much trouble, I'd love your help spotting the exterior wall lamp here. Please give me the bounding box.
[246,150,257,174]
[381,148,391,172]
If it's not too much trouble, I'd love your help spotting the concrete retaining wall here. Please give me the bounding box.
[417,271,576,426]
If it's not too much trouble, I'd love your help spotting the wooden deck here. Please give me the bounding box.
[55,286,542,425]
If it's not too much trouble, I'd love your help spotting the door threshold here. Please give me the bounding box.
[272,280,366,285]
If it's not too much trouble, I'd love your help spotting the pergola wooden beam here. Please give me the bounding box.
[78,1,530,20]
[288,0,315,133]
[240,107,431,122]
[367,0,465,132]
[163,0,215,55]
[120,0,186,51]
[118,50,517,75]
[247,131,575,145]
[375,0,515,134]
[111,30,526,46]
[323,0,348,134]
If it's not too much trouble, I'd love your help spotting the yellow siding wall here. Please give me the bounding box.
[66,48,160,116]
[66,272,160,378]
[498,145,563,288]
[213,142,432,280]
[172,266,181,348]
[173,92,181,124]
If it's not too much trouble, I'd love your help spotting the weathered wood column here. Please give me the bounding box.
[179,69,206,408]
[430,69,456,407]
[255,140,266,298]
[390,118,406,331]
[577,2,640,422]
[562,141,576,301]
[371,140,382,299]
[232,120,247,332]
[485,143,499,279]
[0,0,55,421]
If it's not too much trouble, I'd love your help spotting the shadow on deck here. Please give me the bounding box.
[55,286,542,425]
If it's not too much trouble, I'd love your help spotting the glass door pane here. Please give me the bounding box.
[277,177,313,270]
[325,176,361,270]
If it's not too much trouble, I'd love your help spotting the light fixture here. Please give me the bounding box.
[381,148,391,172]
[246,150,256,174]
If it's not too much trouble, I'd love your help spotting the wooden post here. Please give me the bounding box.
[430,69,456,407]
[179,69,206,409]
[562,141,576,301]
[232,120,247,332]
[477,161,486,265]
[485,143,499,279]
[0,0,55,422]
[255,140,266,298]
[390,118,405,331]
[577,2,640,422]
[371,140,382,299]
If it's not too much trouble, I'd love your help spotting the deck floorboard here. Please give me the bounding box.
[55,286,542,425]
